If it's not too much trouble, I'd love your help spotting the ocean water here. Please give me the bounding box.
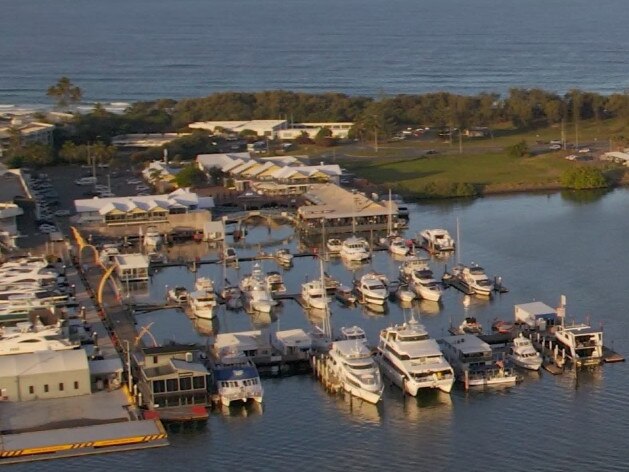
[2,0,629,105]
[9,189,629,471]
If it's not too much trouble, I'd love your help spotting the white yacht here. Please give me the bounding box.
[388,236,411,257]
[0,322,78,355]
[354,273,388,305]
[325,340,384,404]
[301,279,331,310]
[326,238,343,254]
[409,267,443,302]
[338,325,367,344]
[376,316,454,394]
[449,263,494,297]
[212,353,264,406]
[508,334,542,371]
[189,289,217,319]
[398,256,430,282]
[418,228,456,254]
[167,286,189,304]
[554,322,603,366]
[340,236,370,262]
[450,316,483,335]
[195,277,215,293]
[143,226,162,250]
[239,264,277,313]
[265,271,286,294]
[439,334,518,387]
[274,249,293,266]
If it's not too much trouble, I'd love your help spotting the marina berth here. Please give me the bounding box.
[439,335,518,388]
[376,316,455,395]
[445,263,494,297]
[324,340,384,404]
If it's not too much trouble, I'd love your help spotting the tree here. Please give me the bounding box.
[174,165,207,188]
[314,127,336,147]
[47,76,82,108]
[561,166,608,189]
[8,144,54,168]
[507,140,530,158]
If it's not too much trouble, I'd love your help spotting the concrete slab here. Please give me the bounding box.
[0,389,131,433]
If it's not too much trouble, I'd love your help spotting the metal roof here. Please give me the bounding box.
[0,349,88,377]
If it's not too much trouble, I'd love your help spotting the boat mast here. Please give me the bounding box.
[456,218,461,265]
[387,188,393,236]
[319,257,332,341]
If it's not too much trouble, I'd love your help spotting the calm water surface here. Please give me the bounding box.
[11,189,629,471]
[2,0,629,103]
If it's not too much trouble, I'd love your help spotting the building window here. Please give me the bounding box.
[179,376,192,391]
[44,384,49,393]
[193,376,205,390]
[153,356,159,364]
[28,386,34,394]
[153,380,165,393]
[59,383,64,391]
[74,381,79,390]
[166,378,179,392]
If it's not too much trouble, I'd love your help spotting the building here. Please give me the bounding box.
[112,133,190,149]
[74,188,214,225]
[601,151,629,166]
[296,183,400,235]
[202,219,225,241]
[0,120,55,157]
[189,120,354,140]
[135,344,210,409]
[0,202,24,248]
[114,254,150,282]
[141,160,182,187]
[0,350,91,401]
[464,127,492,138]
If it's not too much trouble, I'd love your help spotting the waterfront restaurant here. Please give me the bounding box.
[74,188,214,226]
[136,344,211,408]
[296,183,399,235]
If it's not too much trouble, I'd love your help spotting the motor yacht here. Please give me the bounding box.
[354,273,388,305]
[143,226,162,250]
[167,286,189,304]
[326,238,343,255]
[301,279,331,310]
[447,263,494,297]
[508,334,542,371]
[265,271,286,294]
[0,322,78,355]
[188,289,217,319]
[376,316,454,394]
[274,249,293,267]
[335,285,357,305]
[195,277,215,293]
[409,267,443,302]
[340,236,370,262]
[417,228,456,254]
[388,236,411,257]
[325,340,384,404]
[239,263,277,313]
[338,325,367,344]
[554,322,603,366]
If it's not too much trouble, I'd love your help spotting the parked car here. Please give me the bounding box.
[54,210,71,217]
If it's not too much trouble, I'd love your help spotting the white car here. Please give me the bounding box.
[549,144,562,151]
[135,184,150,192]
[54,210,71,217]
[127,178,141,185]
[578,147,591,153]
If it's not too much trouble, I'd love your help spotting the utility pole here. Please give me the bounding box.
[458,129,463,154]
[561,119,566,150]
[372,114,379,153]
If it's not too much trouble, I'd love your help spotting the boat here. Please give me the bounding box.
[439,334,519,387]
[508,334,542,371]
[418,228,456,254]
[143,226,162,250]
[323,272,340,292]
[223,246,238,265]
[335,285,357,305]
[188,289,217,319]
[326,238,343,254]
[195,277,215,293]
[396,287,416,303]
[338,325,367,343]
[0,322,79,355]
[99,245,120,266]
[398,256,431,283]
[324,340,384,404]
[553,322,603,366]
[340,236,370,262]
[409,266,443,302]
[239,263,277,313]
[167,286,189,304]
[301,279,330,310]
[221,285,242,310]
[492,319,515,334]
[274,249,293,266]
[447,263,494,297]
[450,316,483,335]
[388,236,411,257]
[265,271,286,293]
[376,315,455,394]
[211,353,264,406]
[354,273,388,305]
[271,329,313,361]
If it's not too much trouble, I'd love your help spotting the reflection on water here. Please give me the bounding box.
[330,392,383,426]
[560,188,611,205]
[418,299,442,316]
[193,317,219,337]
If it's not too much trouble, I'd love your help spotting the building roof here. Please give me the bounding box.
[298,183,396,220]
[274,329,312,348]
[74,189,213,213]
[0,349,88,377]
[214,331,268,354]
[142,343,200,355]
[440,334,491,354]
[515,301,557,316]
[189,120,286,135]
[89,357,124,375]
[114,253,149,269]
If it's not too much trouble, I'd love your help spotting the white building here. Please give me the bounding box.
[601,151,629,166]
[114,254,150,282]
[277,122,353,140]
[74,188,214,225]
[0,121,55,157]
[0,350,91,401]
[0,203,24,248]
[189,120,354,140]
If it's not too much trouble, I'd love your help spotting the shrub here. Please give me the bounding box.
[560,166,608,189]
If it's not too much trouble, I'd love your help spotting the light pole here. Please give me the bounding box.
[123,339,132,393]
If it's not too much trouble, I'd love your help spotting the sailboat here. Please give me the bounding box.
[220,251,242,310]
[310,257,333,353]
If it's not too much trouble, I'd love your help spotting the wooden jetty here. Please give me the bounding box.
[311,354,342,393]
